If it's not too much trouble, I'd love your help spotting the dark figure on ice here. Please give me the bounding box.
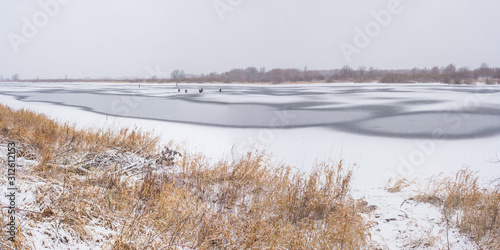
[219,88,222,92]
[185,89,187,93]
[199,88,204,93]
[178,88,180,92]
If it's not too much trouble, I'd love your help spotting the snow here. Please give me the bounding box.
[356,187,476,249]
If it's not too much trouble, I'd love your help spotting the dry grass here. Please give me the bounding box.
[415,169,500,249]
[0,104,372,249]
[384,177,411,193]
[404,228,442,249]
[0,105,158,159]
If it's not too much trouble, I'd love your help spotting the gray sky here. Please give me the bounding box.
[1,0,500,79]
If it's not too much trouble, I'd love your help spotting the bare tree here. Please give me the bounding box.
[368,66,376,77]
[171,70,186,80]
[339,66,354,80]
[357,66,366,77]
[269,68,285,83]
[245,67,259,82]
[430,66,440,81]
[478,63,492,78]
[443,64,457,76]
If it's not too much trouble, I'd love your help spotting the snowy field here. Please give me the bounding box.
[1,81,499,249]
[0,81,499,189]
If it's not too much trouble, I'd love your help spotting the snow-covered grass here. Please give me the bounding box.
[357,187,475,249]
[415,169,500,249]
[354,169,500,249]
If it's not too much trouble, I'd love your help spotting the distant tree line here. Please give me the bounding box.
[4,63,500,84]
[180,63,499,84]
[375,63,500,84]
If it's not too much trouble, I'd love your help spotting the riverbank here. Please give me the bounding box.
[1,103,498,249]
[0,104,371,248]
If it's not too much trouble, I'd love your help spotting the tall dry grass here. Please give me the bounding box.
[0,104,372,249]
[0,105,158,157]
[416,169,500,249]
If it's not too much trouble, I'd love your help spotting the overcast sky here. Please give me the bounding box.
[1,0,500,79]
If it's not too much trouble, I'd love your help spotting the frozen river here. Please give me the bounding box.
[2,82,500,139]
[1,82,499,188]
